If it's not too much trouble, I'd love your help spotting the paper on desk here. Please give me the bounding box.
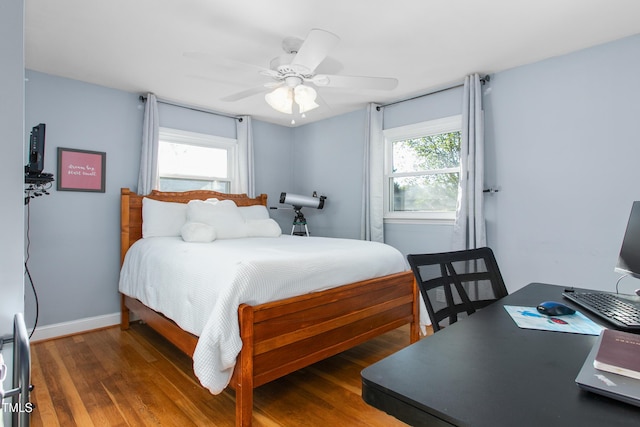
[503,305,604,335]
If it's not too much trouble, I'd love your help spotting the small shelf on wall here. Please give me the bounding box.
[24,172,54,205]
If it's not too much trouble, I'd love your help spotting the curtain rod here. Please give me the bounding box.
[139,95,242,122]
[378,75,490,110]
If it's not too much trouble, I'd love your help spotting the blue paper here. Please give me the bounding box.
[504,305,604,335]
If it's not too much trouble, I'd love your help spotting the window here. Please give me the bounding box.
[157,128,237,192]
[383,115,462,221]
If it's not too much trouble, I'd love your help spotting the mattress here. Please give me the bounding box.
[119,235,407,393]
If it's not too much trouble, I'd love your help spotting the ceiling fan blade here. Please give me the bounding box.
[221,86,269,102]
[291,29,340,75]
[183,51,273,75]
[259,69,281,79]
[264,81,284,89]
[311,74,398,90]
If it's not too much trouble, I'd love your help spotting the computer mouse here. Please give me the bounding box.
[536,301,576,316]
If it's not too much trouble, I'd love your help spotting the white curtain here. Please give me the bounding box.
[361,103,385,242]
[137,93,159,195]
[235,115,255,197]
[452,74,486,249]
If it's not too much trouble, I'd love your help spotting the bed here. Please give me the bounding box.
[119,187,419,427]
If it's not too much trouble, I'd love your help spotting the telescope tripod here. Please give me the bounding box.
[291,206,310,236]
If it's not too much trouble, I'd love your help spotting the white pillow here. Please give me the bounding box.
[181,222,216,243]
[239,205,271,221]
[142,198,187,238]
[186,199,248,239]
[246,219,282,237]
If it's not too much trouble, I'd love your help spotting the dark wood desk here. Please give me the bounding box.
[361,283,640,426]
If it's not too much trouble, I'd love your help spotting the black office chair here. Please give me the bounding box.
[407,247,508,332]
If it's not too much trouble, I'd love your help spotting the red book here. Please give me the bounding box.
[593,328,640,380]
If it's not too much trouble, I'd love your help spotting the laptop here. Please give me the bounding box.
[576,333,640,407]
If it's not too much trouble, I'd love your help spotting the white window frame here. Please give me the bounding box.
[158,127,237,192]
[383,115,462,223]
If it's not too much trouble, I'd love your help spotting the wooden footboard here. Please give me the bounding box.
[233,270,417,426]
[119,187,419,427]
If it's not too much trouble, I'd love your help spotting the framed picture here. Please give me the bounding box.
[57,147,106,192]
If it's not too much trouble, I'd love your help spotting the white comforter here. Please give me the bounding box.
[118,235,407,393]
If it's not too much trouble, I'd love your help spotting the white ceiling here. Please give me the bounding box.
[25,0,640,127]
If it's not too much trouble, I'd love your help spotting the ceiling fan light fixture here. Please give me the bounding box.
[294,85,319,114]
[265,86,293,114]
[265,84,319,116]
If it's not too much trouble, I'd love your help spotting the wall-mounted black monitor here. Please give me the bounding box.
[26,123,46,175]
[615,201,640,279]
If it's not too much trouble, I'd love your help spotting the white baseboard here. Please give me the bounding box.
[29,312,121,342]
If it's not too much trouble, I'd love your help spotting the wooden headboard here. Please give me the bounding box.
[120,188,268,265]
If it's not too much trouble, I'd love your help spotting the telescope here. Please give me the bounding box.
[279,192,327,236]
[279,192,326,209]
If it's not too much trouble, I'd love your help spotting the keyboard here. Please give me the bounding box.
[562,291,640,332]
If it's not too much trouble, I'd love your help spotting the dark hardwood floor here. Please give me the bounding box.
[29,323,424,426]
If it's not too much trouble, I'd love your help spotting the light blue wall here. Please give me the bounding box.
[158,102,236,138]
[289,109,367,238]
[24,71,142,326]
[1,0,25,337]
[383,86,464,129]
[485,34,640,293]
[253,119,295,232]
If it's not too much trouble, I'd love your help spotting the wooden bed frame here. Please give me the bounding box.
[119,187,419,426]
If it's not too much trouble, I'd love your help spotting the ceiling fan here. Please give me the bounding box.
[218,28,399,117]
